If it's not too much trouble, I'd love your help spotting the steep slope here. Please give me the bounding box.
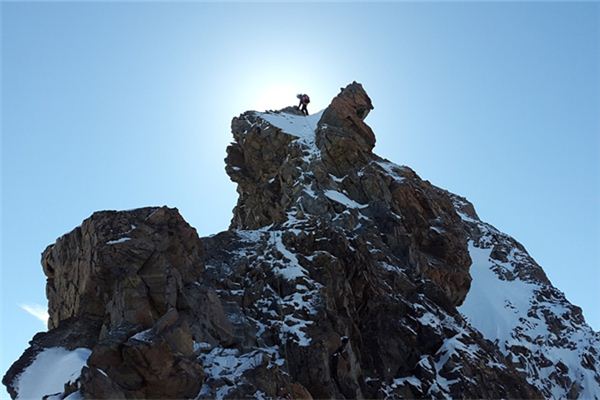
[454,198,600,399]
[3,82,598,399]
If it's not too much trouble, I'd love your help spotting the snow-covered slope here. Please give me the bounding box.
[256,109,324,141]
[14,347,90,399]
[455,197,600,399]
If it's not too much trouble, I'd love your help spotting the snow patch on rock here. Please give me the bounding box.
[14,347,91,399]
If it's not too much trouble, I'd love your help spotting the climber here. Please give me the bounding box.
[297,93,310,116]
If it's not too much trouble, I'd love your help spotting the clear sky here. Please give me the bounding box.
[2,2,599,381]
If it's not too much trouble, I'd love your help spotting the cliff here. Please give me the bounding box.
[4,82,599,399]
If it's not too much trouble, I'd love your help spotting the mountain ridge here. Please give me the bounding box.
[4,82,598,399]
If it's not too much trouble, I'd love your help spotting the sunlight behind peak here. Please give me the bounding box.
[255,83,303,112]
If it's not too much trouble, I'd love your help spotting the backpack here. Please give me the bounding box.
[302,94,310,104]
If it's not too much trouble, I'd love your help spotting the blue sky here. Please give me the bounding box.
[2,2,598,379]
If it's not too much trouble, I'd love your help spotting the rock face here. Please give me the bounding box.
[4,82,600,399]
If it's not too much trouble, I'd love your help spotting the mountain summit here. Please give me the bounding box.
[4,82,599,399]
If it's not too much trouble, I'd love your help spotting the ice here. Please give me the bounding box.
[14,347,91,399]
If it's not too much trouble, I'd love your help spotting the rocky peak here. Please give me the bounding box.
[4,82,599,400]
[226,81,471,307]
[225,81,375,230]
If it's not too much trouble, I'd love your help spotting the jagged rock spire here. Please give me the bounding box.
[225,81,376,230]
[317,81,376,174]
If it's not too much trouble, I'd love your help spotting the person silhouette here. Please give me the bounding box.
[297,93,310,115]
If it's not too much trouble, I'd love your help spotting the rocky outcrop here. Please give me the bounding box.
[42,207,204,330]
[4,82,599,399]
[5,207,210,398]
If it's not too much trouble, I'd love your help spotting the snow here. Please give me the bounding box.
[434,332,480,369]
[458,238,600,398]
[271,231,308,280]
[430,226,445,234]
[256,110,323,140]
[254,390,268,400]
[15,347,91,399]
[193,342,212,351]
[229,225,319,349]
[459,242,537,347]
[281,315,313,346]
[131,328,154,343]
[329,173,345,183]
[255,110,325,161]
[392,376,423,390]
[450,196,479,223]
[47,391,84,400]
[236,228,268,243]
[199,348,266,399]
[200,348,263,379]
[455,210,477,223]
[379,262,404,273]
[324,190,368,209]
[418,311,443,329]
[106,237,131,245]
[283,288,318,315]
[374,160,406,182]
[303,184,318,199]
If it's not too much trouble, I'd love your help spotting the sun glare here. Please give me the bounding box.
[236,70,328,115]
[254,83,302,112]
